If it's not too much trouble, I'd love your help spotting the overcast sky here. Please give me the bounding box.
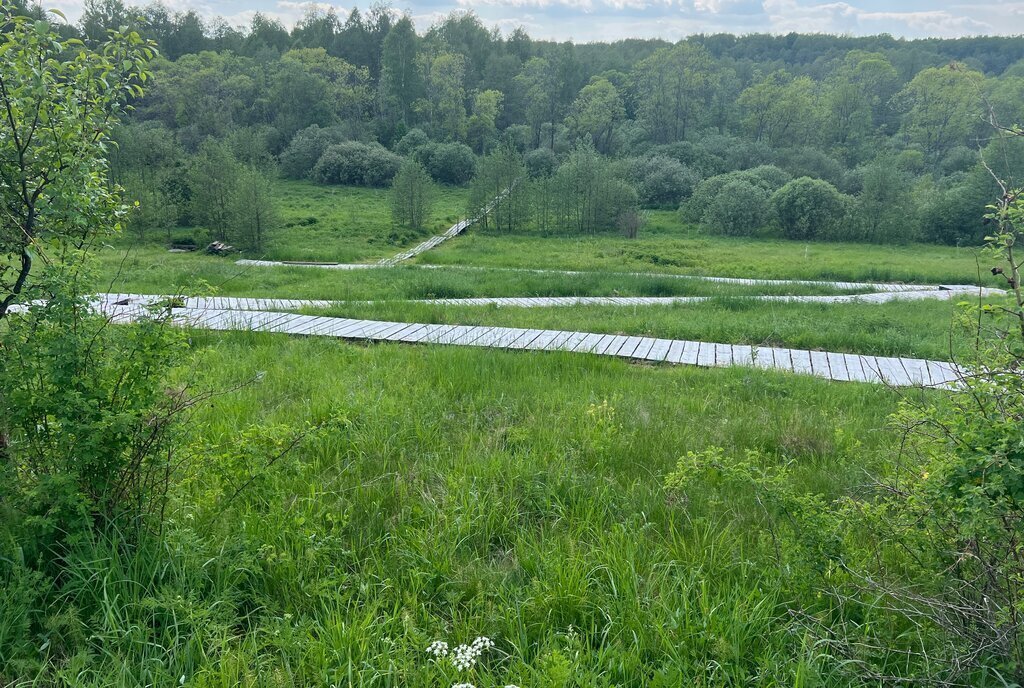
[54,0,1024,42]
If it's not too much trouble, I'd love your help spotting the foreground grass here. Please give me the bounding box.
[423,213,995,286]
[308,297,974,361]
[93,247,862,301]
[4,333,920,686]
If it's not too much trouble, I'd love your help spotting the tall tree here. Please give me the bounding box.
[566,77,624,153]
[632,43,717,143]
[378,16,422,134]
[893,63,986,158]
[390,159,435,232]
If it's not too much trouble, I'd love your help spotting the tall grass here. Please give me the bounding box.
[2,334,917,686]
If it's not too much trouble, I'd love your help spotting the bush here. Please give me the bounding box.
[700,178,772,236]
[634,155,699,208]
[414,142,477,185]
[525,147,558,178]
[680,167,788,224]
[393,128,430,156]
[279,125,348,179]
[311,141,403,187]
[770,177,850,240]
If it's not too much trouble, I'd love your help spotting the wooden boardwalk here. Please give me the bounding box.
[95,286,998,314]
[375,187,510,266]
[233,260,990,296]
[95,297,963,389]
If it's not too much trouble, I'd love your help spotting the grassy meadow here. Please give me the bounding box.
[421,211,998,286]
[152,181,470,264]
[11,190,1007,687]
[10,333,920,687]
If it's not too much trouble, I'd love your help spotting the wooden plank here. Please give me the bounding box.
[789,349,814,375]
[809,351,830,377]
[826,352,850,381]
[644,338,673,362]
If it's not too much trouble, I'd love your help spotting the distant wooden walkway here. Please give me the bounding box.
[375,188,511,266]
[95,286,999,313]
[95,296,963,388]
[234,260,989,295]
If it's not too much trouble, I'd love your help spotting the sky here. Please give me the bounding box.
[53,0,1024,42]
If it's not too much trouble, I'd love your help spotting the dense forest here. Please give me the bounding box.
[18,0,1024,245]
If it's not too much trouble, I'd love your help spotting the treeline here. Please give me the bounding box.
[33,0,1024,245]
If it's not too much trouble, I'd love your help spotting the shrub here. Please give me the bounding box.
[414,142,476,185]
[524,147,558,178]
[680,167,786,224]
[770,177,849,240]
[393,127,430,156]
[700,178,772,236]
[279,125,348,179]
[311,141,403,187]
[634,155,700,208]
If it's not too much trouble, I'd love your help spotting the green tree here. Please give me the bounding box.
[0,5,154,318]
[770,177,849,240]
[229,166,279,251]
[566,77,624,153]
[378,16,422,134]
[701,179,772,236]
[423,51,468,141]
[469,144,529,232]
[389,159,435,232]
[893,63,986,158]
[738,71,820,147]
[514,57,559,148]
[467,89,503,154]
[188,139,241,241]
[0,3,191,551]
[632,43,717,143]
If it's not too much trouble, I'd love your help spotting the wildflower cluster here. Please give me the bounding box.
[426,640,450,657]
[451,636,494,670]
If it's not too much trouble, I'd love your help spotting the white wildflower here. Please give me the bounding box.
[451,644,477,671]
[452,683,476,688]
[426,640,450,657]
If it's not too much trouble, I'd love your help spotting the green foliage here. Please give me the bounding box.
[278,124,348,179]
[310,141,403,187]
[0,4,153,315]
[390,159,436,232]
[701,178,773,236]
[771,177,850,240]
[414,141,477,185]
[630,155,699,209]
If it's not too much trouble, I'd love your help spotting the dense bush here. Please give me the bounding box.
[414,142,477,185]
[701,178,772,236]
[311,141,403,186]
[680,166,788,224]
[771,177,850,240]
[524,147,558,178]
[279,125,349,179]
[633,155,700,208]
[393,127,430,156]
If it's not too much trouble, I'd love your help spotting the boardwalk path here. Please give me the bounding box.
[96,285,1000,313]
[96,295,964,389]
[235,259,990,296]
[375,187,511,266]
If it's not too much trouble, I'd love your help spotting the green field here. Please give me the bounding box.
[420,212,998,286]
[28,333,913,687]
[12,189,1009,686]
[95,247,869,300]
[152,181,470,264]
